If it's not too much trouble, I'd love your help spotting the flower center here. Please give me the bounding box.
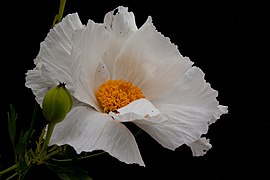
[95,80,144,113]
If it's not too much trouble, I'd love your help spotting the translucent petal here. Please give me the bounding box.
[134,104,214,150]
[25,63,53,104]
[109,99,160,122]
[209,105,228,125]
[94,61,110,90]
[143,67,228,149]
[50,106,145,166]
[152,67,226,122]
[26,13,83,104]
[71,20,110,111]
[112,17,193,99]
[152,67,218,110]
[110,99,196,150]
[189,138,212,156]
[103,6,138,77]
[134,115,188,150]
[104,6,137,38]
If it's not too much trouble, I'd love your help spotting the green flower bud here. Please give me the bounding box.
[42,82,73,124]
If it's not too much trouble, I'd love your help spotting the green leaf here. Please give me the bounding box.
[15,142,27,156]
[26,102,39,142]
[7,104,18,147]
[34,127,46,155]
[16,157,30,179]
[25,129,36,142]
[15,129,35,157]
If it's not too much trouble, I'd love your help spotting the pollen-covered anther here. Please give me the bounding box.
[95,80,144,113]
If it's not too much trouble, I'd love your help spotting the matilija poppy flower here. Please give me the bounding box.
[26,6,228,166]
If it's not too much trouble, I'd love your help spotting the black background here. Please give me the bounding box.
[0,0,269,179]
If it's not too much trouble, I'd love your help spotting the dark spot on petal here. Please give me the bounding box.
[113,8,119,15]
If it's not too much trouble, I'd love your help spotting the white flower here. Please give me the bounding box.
[25,6,228,166]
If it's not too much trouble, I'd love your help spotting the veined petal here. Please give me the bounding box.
[94,61,110,90]
[25,63,54,104]
[35,13,83,66]
[210,105,228,125]
[153,67,219,109]
[103,6,138,77]
[112,17,193,100]
[109,99,185,149]
[134,105,212,150]
[189,138,212,156]
[104,6,137,38]
[110,99,200,150]
[150,67,227,149]
[71,20,110,111]
[134,115,187,150]
[26,13,83,104]
[49,106,145,166]
[109,98,160,122]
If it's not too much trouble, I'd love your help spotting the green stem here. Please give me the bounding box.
[52,151,106,162]
[58,0,66,22]
[6,172,18,180]
[52,0,67,27]
[39,123,56,156]
[78,151,107,160]
[41,148,61,164]
[0,164,17,175]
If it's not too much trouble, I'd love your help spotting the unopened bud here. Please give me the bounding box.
[42,82,73,124]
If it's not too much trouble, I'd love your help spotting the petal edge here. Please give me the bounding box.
[49,106,145,166]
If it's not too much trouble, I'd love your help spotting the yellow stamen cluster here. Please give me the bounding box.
[95,80,144,113]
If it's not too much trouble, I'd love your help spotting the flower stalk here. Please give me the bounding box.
[39,122,56,157]
[0,1,71,179]
[52,0,67,27]
[0,164,17,175]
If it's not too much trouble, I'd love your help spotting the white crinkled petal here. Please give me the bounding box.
[134,115,187,150]
[189,138,212,156]
[153,67,228,126]
[25,63,54,105]
[109,99,160,122]
[25,13,83,105]
[102,6,138,77]
[112,16,193,100]
[49,106,145,166]
[152,67,219,109]
[104,6,137,38]
[110,99,188,150]
[209,105,228,125]
[71,20,110,111]
[94,61,110,90]
[134,105,211,150]
[148,67,227,151]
